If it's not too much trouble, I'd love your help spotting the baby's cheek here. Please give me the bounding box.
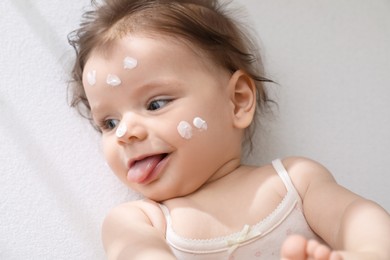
[101,139,121,173]
[176,116,208,140]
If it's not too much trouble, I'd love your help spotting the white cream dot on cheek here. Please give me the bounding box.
[106,74,122,87]
[123,56,138,69]
[116,123,127,138]
[87,70,96,86]
[193,117,208,131]
[177,121,193,140]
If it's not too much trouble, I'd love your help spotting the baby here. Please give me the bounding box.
[68,0,390,259]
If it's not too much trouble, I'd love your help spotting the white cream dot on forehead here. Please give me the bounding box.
[116,123,127,138]
[123,56,138,69]
[106,74,121,87]
[87,70,96,86]
[177,121,193,140]
[193,117,207,131]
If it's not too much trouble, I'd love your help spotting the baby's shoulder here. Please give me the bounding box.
[278,156,337,199]
[239,156,333,186]
[102,199,166,234]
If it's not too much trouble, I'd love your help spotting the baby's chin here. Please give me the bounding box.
[136,184,196,203]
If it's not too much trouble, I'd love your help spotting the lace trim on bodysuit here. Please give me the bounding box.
[158,159,303,254]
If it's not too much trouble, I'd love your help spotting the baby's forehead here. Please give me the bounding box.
[82,35,229,89]
[88,33,175,55]
[84,34,217,71]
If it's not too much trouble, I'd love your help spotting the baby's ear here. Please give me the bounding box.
[228,70,256,129]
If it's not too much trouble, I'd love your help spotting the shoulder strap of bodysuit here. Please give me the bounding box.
[271,159,296,192]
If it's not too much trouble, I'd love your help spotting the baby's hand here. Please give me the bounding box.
[281,234,342,260]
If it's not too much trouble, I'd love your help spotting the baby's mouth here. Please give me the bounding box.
[127,153,168,183]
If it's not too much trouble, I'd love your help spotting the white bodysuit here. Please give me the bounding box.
[158,159,322,259]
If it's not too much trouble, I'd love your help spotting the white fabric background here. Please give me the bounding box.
[1,0,389,259]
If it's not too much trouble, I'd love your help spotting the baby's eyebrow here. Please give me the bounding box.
[127,78,184,97]
[89,99,113,117]
[137,78,183,90]
[89,78,183,112]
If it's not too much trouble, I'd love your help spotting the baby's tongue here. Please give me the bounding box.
[127,155,163,183]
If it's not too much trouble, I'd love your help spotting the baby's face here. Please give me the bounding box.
[82,35,241,200]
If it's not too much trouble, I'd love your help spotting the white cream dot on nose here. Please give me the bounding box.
[116,124,127,138]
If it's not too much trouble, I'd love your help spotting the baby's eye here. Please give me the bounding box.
[147,99,171,111]
[101,119,120,130]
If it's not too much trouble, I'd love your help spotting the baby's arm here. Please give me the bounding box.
[281,157,390,260]
[102,200,175,260]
